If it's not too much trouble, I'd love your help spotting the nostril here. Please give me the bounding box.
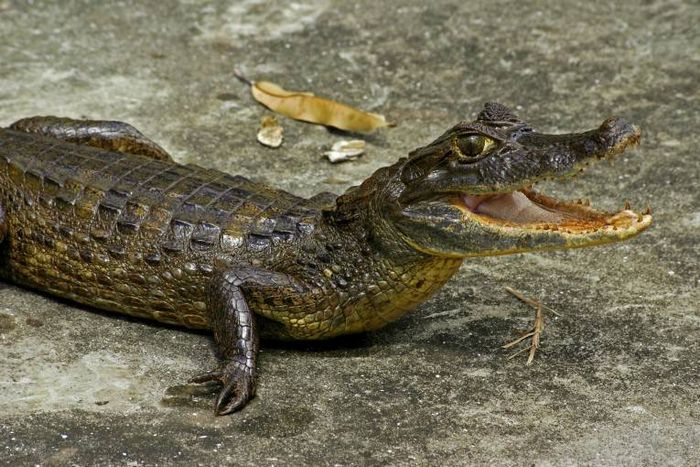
[600,117,623,132]
[599,117,640,143]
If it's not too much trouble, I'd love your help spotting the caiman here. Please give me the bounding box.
[0,103,651,414]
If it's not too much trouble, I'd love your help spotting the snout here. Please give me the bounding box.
[597,117,641,155]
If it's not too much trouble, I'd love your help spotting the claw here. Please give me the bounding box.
[189,370,224,384]
[190,359,256,415]
[215,376,254,415]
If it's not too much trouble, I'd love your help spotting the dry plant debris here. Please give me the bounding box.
[502,286,561,365]
[235,70,391,133]
[256,115,284,148]
[324,139,366,163]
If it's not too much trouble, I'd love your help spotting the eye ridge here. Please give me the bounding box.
[452,135,495,161]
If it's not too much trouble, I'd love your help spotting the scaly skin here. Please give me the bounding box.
[0,128,459,337]
[0,104,652,414]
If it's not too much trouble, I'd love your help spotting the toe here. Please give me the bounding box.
[214,374,254,415]
[189,370,224,385]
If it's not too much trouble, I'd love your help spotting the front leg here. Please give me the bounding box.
[191,267,298,415]
[9,116,172,161]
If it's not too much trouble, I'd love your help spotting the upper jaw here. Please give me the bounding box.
[513,117,642,180]
[403,116,642,201]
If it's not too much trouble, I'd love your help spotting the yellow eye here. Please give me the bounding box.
[453,135,495,160]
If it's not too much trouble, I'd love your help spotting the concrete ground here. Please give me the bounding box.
[0,0,698,465]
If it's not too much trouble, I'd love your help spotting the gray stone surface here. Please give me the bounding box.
[0,0,698,465]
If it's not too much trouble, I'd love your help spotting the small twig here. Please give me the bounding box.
[505,287,561,316]
[501,330,536,349]
[233,68,252,86]
[526,300,543,364]
[502,287,552,365]
[505,346,530,360]
[422,308,463,320]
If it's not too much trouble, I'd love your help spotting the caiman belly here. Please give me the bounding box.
[0,129,317,329]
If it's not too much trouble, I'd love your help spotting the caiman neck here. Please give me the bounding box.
[326,159,426,264]
[306,164,464,336]
[319,205,462,336]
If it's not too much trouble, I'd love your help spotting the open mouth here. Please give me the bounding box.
[456,188,652,235]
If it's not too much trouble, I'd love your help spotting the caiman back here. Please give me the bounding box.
[0,129,322,329]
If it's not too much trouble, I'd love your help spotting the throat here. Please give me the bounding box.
[344,256,463,334]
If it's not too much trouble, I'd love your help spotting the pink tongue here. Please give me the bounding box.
[461,194,490,211]
[463,192,563,223]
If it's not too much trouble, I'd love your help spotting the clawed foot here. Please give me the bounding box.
[190,358,256,415]
[502,287,560,365]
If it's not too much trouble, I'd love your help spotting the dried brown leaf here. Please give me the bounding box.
[244,76,391,133]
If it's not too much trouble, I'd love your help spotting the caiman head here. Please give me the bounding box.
[334,102,652,258]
